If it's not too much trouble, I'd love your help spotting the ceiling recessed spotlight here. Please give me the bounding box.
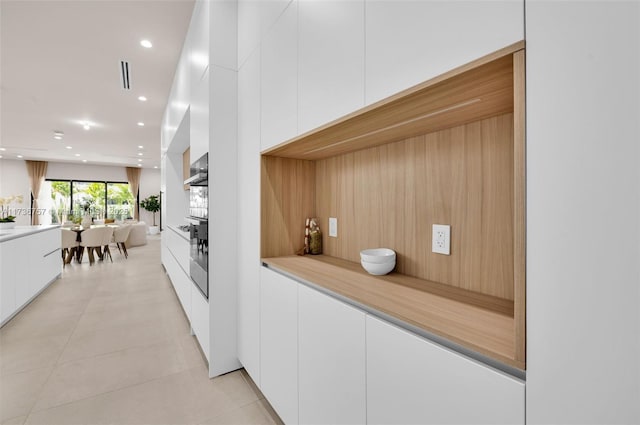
[0,155,3,159]
[66,146,72,150]
[53,130,64,139]
[138,145,144,149]
[54,135,63,140]
[83,124,90,130]
[0,147,5,151]
[153,166,158,169]
[17,154,23,158]
[82,159,88,163]
[137,164,142,167]
[140,39,152,48]
[138,159,143,162]
[138,152,143,156]
[74,153,81,157]
[138,96,147,102]
[137,122,145,127]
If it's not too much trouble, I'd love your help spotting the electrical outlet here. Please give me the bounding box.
[432,224,451,255]
[329,217,338,237]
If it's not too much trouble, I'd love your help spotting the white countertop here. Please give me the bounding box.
[0,225,60,243]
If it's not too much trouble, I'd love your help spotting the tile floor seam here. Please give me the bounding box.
[27,362,194,417]
[23,267,105,420]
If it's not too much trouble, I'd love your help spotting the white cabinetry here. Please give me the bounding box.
[298,0,365,134]
[298,284,366,425]
[191,285,209,362]
[365,0,524,104]
[366,316,525,425]
[260,1,297,150]
[260,267,298,425]
[190,71,209,162]
[162,229,191,321]
[237,47,261,384]
[0,228,61,326]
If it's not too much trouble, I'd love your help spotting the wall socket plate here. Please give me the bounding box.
[432,224,451,255]
[329,217,338,237]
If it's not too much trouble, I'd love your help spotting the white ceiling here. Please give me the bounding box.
[0,0,195,169]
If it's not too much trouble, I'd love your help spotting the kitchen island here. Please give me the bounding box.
[0,225,61,325]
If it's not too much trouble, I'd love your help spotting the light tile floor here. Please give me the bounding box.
[0,235,282,425]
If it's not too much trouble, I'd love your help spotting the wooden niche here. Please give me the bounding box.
[261,42,526,369]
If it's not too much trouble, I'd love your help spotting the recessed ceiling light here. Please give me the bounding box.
[54,130,64,138]
[138,145,144,149]
[82,159,88,163]
[0,147,5,151]
[0,155,3,159]
[140,39,152,48]
[74,153,81,157]
[66,146,72,150]
[153,166,158,169]
[83,124,90,130]
[138,159,143,162]
[17,154,23,158]
[53,135,63,140]
[138,96,147,102]
[138,152,143,156]
[137,164,142,167]
[137,122,145,127]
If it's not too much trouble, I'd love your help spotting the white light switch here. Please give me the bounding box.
[432,224,450,255]
[329,217,338,237]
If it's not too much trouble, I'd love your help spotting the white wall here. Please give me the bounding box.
[0,159,160,226]
[526,1,640,423]
[0,159,32,225]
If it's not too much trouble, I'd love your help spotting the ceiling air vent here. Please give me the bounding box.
[120,60,130,90]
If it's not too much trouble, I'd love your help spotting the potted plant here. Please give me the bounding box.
[140,194,160,235]
[0,195,23,229]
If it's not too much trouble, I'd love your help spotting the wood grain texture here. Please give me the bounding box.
[316,114,514,300]
[261,156,316,258]
[263,256,521,369]
[263,42,524,161]
[183,147,190,191]
[513,49,526,364]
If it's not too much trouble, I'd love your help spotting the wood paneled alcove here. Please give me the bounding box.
[261,42,526,369]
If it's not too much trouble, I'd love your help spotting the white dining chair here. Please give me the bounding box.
[113,224,132,259]
[60,228,79,267]
[79,227,105,265]
[101,226,115,262]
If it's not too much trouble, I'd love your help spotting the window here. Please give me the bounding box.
[43,179,137,224]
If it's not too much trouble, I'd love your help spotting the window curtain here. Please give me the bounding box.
[126,167,141,220]
[25,160,48,225]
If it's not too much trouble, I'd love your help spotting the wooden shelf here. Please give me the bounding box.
[263,255,522,369]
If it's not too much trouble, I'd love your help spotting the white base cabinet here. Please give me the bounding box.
[260,267,298,425]
[1,228,61,326]
[366,316,525,425]
[298,284,366,425]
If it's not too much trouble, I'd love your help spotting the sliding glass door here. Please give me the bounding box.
[44,179,137,223]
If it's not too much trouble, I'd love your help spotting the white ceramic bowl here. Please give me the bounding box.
[361,259,395,275]
[360,248,396,264]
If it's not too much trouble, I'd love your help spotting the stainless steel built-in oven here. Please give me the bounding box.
[184,153,208,299]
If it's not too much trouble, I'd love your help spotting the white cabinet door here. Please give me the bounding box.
[0,239,17,323]
[190,70,209,162]
[189,0,209,86]
[366,316,525,425]
[260,267,298,425]
[298,0,365,134]
[365,0,524,104]
[191,286,209,362]
[298,284,366,425]
[237,47,261,384]
[260,1,297,150]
